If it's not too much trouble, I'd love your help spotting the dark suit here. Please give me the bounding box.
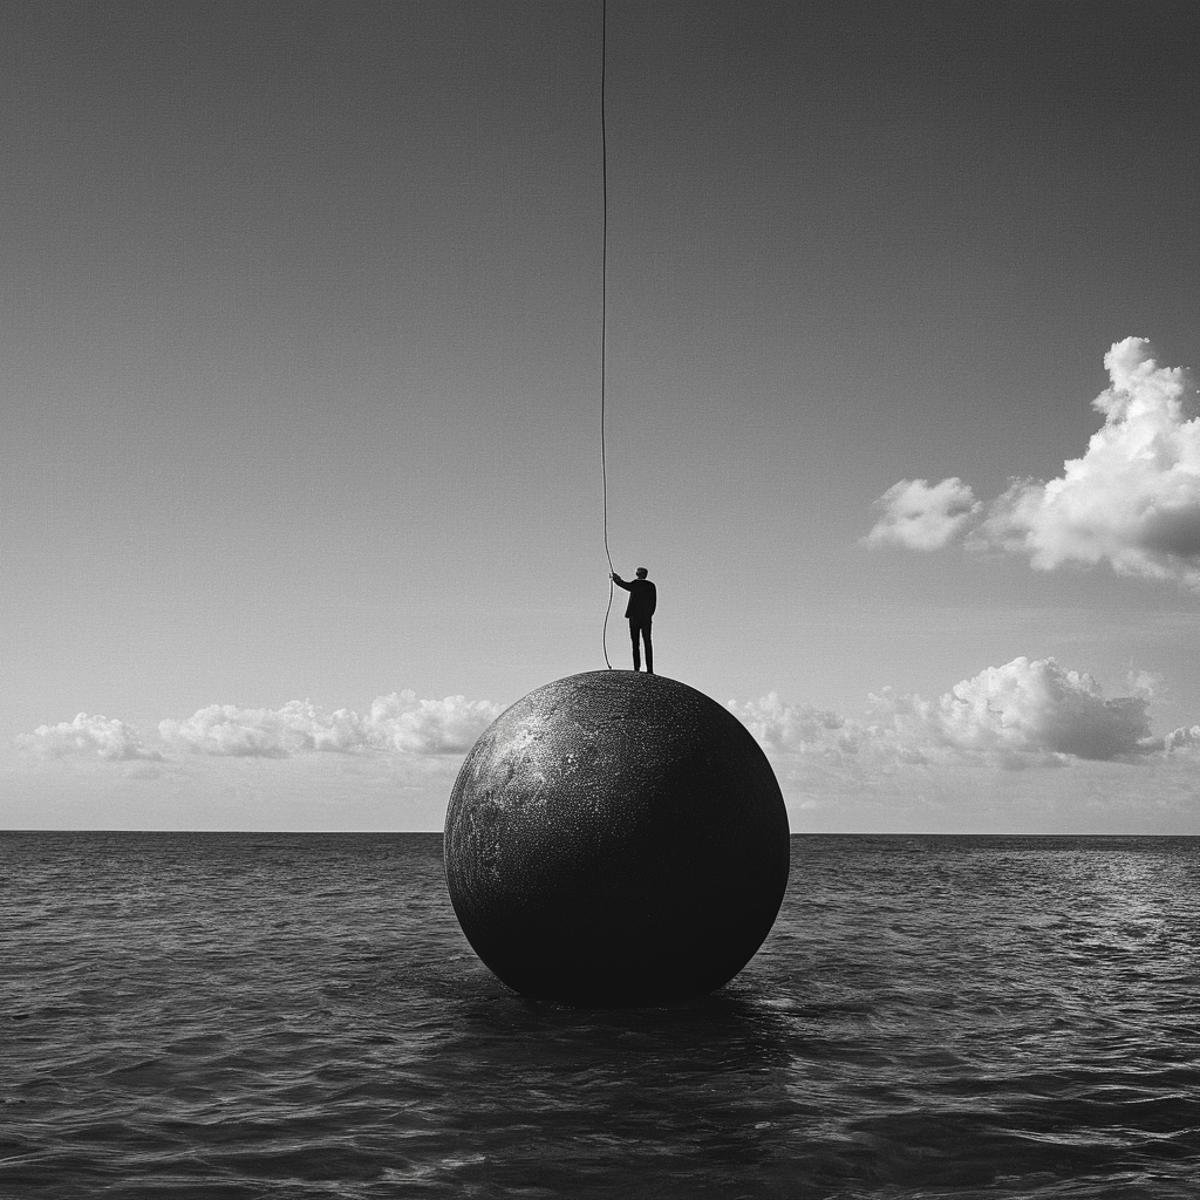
[613,575,656,672]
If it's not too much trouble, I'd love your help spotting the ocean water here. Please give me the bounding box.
[3,833,1200,1199]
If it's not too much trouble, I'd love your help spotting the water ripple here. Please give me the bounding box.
[3,831,1200,1197]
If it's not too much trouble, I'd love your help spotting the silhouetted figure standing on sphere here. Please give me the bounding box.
[611,567,656,673]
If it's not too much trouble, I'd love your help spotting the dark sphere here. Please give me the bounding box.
[444,670,790,1006]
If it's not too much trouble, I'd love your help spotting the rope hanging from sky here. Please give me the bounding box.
[600,0,614,670]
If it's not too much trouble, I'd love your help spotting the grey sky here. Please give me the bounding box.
[5,1,1200,829]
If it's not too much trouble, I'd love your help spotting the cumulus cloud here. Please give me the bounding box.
[727,694,861,756]
[869,656,1151,763]
[16,713,163,762]
[157,700,363,757]
[1161,724,1200,752]
[363,692,502,754]
[158,692,502,757]
[19,692,503,762]
[868,339,1200,588]
[733,656,1153,769]
[14,662,1170,778]
[865,477,981,550]
[1148,718,1200,757]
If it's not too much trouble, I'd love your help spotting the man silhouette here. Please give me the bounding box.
[611,567,656,673]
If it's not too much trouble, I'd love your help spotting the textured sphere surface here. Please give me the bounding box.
[444,671,790,1005]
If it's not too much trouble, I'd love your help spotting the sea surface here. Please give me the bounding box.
[3,832,1200,1199]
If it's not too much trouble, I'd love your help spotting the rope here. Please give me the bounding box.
[599,0,614,669]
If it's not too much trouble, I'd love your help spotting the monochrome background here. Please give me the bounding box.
[6,0,1200,832]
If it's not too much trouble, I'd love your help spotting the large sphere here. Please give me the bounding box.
[444,670,790,1005]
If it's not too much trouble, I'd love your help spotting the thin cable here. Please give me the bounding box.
[600,0,615,669]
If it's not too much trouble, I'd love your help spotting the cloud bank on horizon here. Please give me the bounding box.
[867,339,1200,589]
[18,658,1198,773]
[728,656,1161,769]
[16,712,165,763]
[19,692,502,763]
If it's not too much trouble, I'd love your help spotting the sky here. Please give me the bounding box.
[5,0,1200,832]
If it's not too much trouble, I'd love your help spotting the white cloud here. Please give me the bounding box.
[11,664,1198,832]
[18,662,1163,776]
[1161,725,1199,751]
[865,477,980,550]
[18,692,503,762]
[981,339,1200,583]
[363,692,502,755]
[158,692,502,757]
[726,693,850,754]
[868,656,1150,763]
[16,713,163,762]
[868,339,1200,589]
[733,657,1152,769]
[157,700,362,757]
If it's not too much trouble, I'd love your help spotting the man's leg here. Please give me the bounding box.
[629,621,641,671]
[643,623,653,674]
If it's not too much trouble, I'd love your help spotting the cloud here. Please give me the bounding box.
[157,700,361,757]
[865,477,981,550]
[727,694,861,757]
[19,692,504,762]
[733,656,1152,769]
[363,692,503,754]
[158,692,502,757]
[868,339,1200,588]
[869,656,1151,764]
[13,665,1196,832]
[13,661,1169,782]
[1161,724,1200,752]
[16,713,163,762]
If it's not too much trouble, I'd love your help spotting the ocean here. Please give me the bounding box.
[3,832,1199,1198]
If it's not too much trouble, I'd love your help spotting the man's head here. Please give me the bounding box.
[635,567,648,578]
